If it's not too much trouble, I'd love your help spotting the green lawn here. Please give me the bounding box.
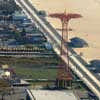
[15,67,57,79]
[0,57,60,79]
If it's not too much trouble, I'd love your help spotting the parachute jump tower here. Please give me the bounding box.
[49,12,82,88]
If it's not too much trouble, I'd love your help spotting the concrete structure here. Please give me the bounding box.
[26,90,77,100]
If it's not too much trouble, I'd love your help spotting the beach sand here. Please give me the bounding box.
[31,0,100,62]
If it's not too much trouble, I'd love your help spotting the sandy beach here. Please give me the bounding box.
[31,0,100,62]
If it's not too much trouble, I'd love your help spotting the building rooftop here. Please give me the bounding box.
[29,90,77,100]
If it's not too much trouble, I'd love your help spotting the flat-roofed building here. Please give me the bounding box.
[26,89,77,100]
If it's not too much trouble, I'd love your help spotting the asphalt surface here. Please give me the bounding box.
[0,87,27,100]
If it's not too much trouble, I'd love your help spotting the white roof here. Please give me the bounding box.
[30,90,77,100]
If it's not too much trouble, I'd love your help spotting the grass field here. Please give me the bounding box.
[15,67,57,79]
[0,56,60,79]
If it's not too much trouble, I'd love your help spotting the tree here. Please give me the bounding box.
[21,28,26,37]
[14,31,21,40]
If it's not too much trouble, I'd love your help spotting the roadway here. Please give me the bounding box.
[15,0,100,99]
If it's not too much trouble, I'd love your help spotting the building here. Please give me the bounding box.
[12,11,27,22]
[26,89,77,100]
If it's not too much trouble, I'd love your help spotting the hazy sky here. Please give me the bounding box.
[32,0,100,33]
[32,0,100,61]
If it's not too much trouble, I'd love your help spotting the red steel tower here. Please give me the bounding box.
[49,12,82,88]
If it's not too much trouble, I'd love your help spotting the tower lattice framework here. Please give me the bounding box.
[49,12,82,88]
